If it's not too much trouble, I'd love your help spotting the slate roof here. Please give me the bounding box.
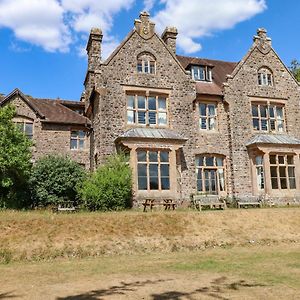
[117,127,187,141]
[0,89,89,126]
[246,134,300,146]
[176,55,237,96]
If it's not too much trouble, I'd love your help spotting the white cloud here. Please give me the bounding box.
[153,0,267,54]
[0,0,70,52]
[143,0,156,12]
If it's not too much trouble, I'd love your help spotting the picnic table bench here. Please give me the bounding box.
[52,201,78,213]
[237,196,262,209]
[191,194,226,211]
[142,199,176,212]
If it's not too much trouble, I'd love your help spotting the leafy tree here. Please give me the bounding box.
[0,105,32,208]
[29,155,86,207]
[289,59,300,82]
[78,153,132,211]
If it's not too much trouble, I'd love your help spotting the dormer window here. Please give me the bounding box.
[191,65,212,82]
[137,52,156,74]
[258,67,273,86]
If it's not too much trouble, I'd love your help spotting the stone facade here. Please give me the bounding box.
[84,12,300,205]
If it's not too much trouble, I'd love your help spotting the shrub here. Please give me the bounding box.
[78,153,132,211]
[29,155,86,207]
[0,105,32,208]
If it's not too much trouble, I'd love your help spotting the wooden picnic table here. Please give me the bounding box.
[142,199,176,212]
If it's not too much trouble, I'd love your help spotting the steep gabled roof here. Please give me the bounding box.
[177,55,237,96]
[0,88,90,126]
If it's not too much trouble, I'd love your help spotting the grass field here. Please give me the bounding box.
[0,208,300,299]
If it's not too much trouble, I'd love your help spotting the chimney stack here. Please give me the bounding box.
[86,27,103,72]
[162,27,178,54]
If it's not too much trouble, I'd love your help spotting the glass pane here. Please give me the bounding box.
[149,151,158,162]
[148,112,156,125]
[199,67,205,80]
[255,156,263,165]
[127,111,135,124]
[79,139,84,149]
[278,156,284,164]
[197,170,203,191]
[287,156,294,165]
[196,156,204,166]
[149,177,159,190]
[252,105,258,117]
[161,177,170,190]
[278,120,284,132]
[199,104,206,116]
[138,177,147,190]
[137,151,147,162]
[138,164,147,177]
[71,131,78,138]
[279,166,286,177]
[144,61,149,73]
[148,97,156,110]
[280,177,287,189]
[218,169,225,191]
[160,164,169,177]
[269,106,274,118]
[206,157,214,166]
[271,178,278,189]
[260,105,267,117]
[158,112,167,125]
[288,166,295,177]
[137,61,143,73]
[277,107,283,118]
[150,62,155,74]
[149,164,158,177]
[200,117,207,129]
[216,157,223,167]
[127,96,135,109]
[79,131,85,138]
[70,139,77,149]
[138,96,146,109]
[208,105,215,116]
[261,119,268,131]
[160,151,169,162]
[270,166,277,177]
[252,118,259,130]
[208,117,215,130]
[137,112,146,124]
[256,166,264,189]
[270,119,275,130]
[270,155,276,164]
[158,98,166,110]
[289,178,296,189]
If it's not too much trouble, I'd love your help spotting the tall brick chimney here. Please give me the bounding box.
[161,27,178,54]
[86,27,103,72]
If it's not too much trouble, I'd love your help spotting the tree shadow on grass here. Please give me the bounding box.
[56,276,266,300]
[56,279,172,300]
[0,291,20,299]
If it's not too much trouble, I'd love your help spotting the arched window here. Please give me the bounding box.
[137,52,156,74]
[195,154,226,194]
[258,67,273,86]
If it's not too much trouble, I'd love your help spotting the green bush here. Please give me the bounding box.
[0,105,32,208]
[29,155,86,207]
[78,153,132,211]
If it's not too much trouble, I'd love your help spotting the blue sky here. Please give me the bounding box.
[0,0,299,100]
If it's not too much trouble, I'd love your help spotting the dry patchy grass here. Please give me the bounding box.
[0,207,299,262]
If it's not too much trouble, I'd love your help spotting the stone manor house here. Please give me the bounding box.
[1,12,300,205]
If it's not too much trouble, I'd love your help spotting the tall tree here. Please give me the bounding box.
[289,59,300,82]
[0,105,32,208]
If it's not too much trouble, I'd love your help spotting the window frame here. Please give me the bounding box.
[70,130,86,151]
[269,154,296,190]
[126,93,168,127]
[198,102,217,131]
[191,65,213,82]
[258,67,273,86]
[251,102,285,133]
[13,117,34,140]
[137,53,156,75]
[137,149,170,191]
[195,155,226,195]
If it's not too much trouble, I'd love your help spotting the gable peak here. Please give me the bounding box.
[253,27,272,54]
[134,11,155,40]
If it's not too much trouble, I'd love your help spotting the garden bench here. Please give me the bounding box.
[237,196,262,209]
[191,194,226,211]
[142,199,176,212]
[52,201,78,213]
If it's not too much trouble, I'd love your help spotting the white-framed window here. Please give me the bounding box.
[127,94,167,126]
[137,150,170,191]
[70,130,85,150]
[137,52,156,74]
[14,118,34,140]
[252,103,285,132]
[196,155,225,194]
[199,103,216,130]
[191,65,212,82]
[255,155,265,190]
[258,68,273,86]
[270,154,296,190]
